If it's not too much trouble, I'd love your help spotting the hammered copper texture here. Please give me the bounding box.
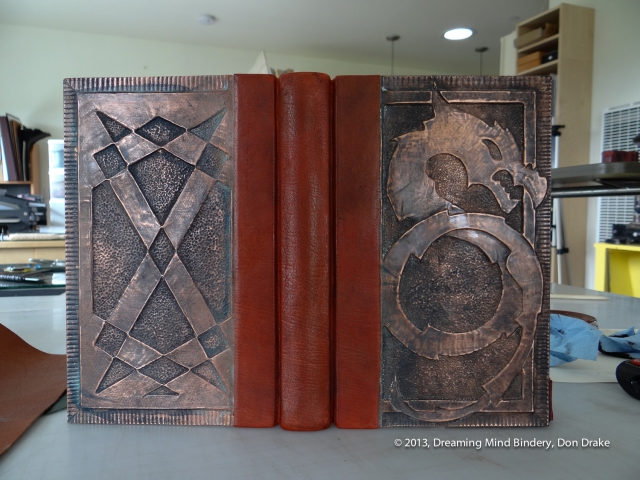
[65,77,236,425]
[380,76,551,427]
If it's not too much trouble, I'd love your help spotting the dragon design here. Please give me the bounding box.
[382,90,545,423]
[387,92,546,223]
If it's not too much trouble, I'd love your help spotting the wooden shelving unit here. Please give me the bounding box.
[515,3,595,287]
[0,144,41,195]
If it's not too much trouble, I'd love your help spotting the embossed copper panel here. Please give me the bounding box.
[380,76,551,427]
[66,77,235,425]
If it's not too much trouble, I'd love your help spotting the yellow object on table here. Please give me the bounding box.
[594,242,640,298]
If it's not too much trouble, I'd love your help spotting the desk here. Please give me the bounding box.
[0,285,637,480]
[0,240,65,263]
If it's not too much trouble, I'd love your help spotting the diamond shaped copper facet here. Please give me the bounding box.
[95,322,127,357]
[129,280,195,354]
[197,326,229,358]
[196,144,228,179]
[93,144,127,178]
[129,149,194,224]
[135,116,185,146]
[149,229,175,273]
[139,357,188,385]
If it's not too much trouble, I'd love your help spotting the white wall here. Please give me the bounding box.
[0,23,433,202]
[548,0,640,288]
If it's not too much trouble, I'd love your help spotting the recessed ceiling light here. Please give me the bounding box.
[444,28,473,40]
[198,14,217,25]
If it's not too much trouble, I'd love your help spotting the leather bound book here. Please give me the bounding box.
[277,73,333,431]
[334,75,551,427]
[65,75,278,426]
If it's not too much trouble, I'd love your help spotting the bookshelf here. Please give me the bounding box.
[516,3,595,287]
[0,144,41,195]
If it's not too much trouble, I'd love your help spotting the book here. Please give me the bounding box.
[334,75,551,427]
[65,75,279,427]
[65,73,551,429]
[0,116,19,181]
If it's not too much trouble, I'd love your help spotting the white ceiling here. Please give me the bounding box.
[0,0,549,74]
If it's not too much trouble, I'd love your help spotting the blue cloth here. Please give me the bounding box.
[550,313,601,367]
[599,327,640,359]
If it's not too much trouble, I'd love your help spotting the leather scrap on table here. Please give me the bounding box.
[0,324,66,456]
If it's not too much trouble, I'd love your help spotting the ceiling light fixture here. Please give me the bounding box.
[444,28,473,40]
[198,14,217,25]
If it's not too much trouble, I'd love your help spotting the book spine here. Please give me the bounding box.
[0,117,18,181]
[333,76,381,428]
[277,72,333,430]
[233,74,278,427]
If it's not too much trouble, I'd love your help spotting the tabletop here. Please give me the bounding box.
[0,285,637,480]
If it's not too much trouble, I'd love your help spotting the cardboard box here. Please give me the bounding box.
[517,58,542,73]
[518,51,544,66]
[515,23,558,49]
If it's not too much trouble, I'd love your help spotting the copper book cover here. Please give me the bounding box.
[379,76,551,426]
[65,76,241,425]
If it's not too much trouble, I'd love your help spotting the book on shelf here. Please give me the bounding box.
[0,114,50,183]
[65,73,551,429]
[0,115,19,181]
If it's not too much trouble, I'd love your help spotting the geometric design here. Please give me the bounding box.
[135,116,185,146]
[129,149,194,224]
[117,336,161,369]
[129,280,196,354]
[145,385,179,397]
[96,358,135,394]
[197,326,229,358]
[117,133,158,164]
[178,182,231,322]
[163,132,207,166]
[191,360,227,392]
[189,109,226,142]
[166,338,208,369]
[93,144,127,178]
[96,111,132,142]
[138,356,188,385]
[71,81,237,419]
[196,143,228,179]
[94,322,127,357]
[92,182,147,319]
[149,229,175,273]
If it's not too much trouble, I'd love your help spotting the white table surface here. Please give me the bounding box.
[0,285,638,480]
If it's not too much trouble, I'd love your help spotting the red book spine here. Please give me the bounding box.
[333,76,381,428]
[277,72,333,430]
[234,74,278,427]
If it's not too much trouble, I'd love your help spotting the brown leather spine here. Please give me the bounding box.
[234,74,278,427]
[333,76,381,428]
[277,72,333,431]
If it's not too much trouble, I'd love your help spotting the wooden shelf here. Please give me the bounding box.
[517,59,558,76]
[517,33,559,55]
[514,3,595,288]
[0,144,41,195]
